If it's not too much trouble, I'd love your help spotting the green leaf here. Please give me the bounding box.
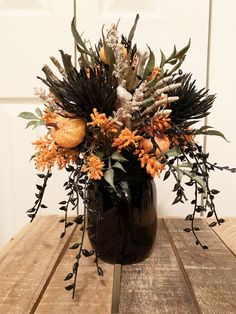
[113,161,126,172]
[178,162,193,168]
[35,108,43,117]
[32,120,45,129]
[181,170,206,192]
[18,112,38,120]
[159,50,166,68]
[142,46,155,79]
[26,120,38,129]
[71,17,90,54]
[166,147,181,157]
[141,97,155,108]
[128,14,139,43]
[199,129,229,142]
[111,151,128,162]
[104,168,116,191]
[175,39,191,59]
[194,125,214,133]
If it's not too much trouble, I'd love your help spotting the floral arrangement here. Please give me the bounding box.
[19,15,235,297]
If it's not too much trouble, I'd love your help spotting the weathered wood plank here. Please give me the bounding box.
[0,215,76,314]
[209,218,236,254]
[164,218,236,314]
[35,228,114,314]
[119,219,198,314]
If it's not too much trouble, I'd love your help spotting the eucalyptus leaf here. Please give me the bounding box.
[113,161,126,172]
[104,168,116,191]
[181,169,206,192]
[111,151,128,162]
[26,120,38,129]
[166,147,181,157]
[35,107,43,117]
[33,120,45,129]
[18,112,38,120]
[178,162,193,168]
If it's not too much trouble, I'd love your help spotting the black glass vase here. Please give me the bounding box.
[87,174,157,265]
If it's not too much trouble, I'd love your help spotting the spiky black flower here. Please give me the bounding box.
[169,73,215,126]
[38,50,118,120]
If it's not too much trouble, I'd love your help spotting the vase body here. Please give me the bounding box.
[87,176,157,264]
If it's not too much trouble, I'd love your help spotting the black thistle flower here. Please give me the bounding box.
[169,73,215,126]
[38,50,118,120]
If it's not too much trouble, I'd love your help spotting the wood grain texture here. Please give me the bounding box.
[209,218,236,254]
[0,215,76,314]
[164,218,236,314]
[35,227,114,314]
[119,219,198,314]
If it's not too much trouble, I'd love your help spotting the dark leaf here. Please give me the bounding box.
[74,215,83,224]
[36,184,42,190]
[70,243,80,250]
[41,204,47,208]
[202,245,208,250]
[60,232,65,238]
[172,195,181,205]
[97,266,103,276]
[59,201,67,205]
[183,228,191,232]
[163,170,170,181]
[73,262,79,273]
[66,222,74,228]
[64,272,73,281]
[185,214,193,221]
[196,240,200,245]
[65,284,75,291]
[59,206,66,211]
[218,218,225,223]
[193,227,200,231]
[27,213,35,219]
[65,165,74,172]
[59,218,65,223]
[207,211,213,218]
[37,174,45,178]
[26,208,36,213]
[82,249,94,257]
[209,221,217,227]
[211,189,220,195]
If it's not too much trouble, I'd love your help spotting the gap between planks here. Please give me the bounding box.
[29,222,79,313]
[162,218,202,314]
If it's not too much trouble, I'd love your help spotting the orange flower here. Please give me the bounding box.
[112,128,142,151]
[32,134,79,171]
[42,109,58,123]
[146,157,165,177]
[151,113,171,132]
[88,108,118,134]
[81,154,104,180]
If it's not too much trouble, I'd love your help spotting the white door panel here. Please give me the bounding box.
[0,0,74,98]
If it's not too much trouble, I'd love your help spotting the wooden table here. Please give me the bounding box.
[0,215,235,313]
